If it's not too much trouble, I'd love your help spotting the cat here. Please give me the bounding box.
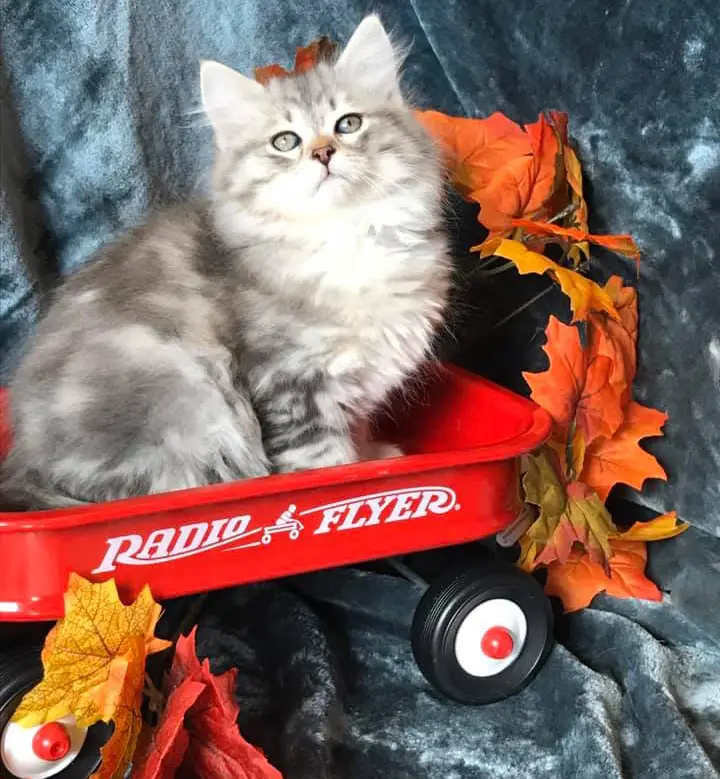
[0,15,450,509]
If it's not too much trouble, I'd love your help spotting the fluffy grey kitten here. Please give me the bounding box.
[1,15,450,509]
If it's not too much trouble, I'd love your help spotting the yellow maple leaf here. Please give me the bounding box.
[13,574,171,779]
[618,511,689,542]
[516,534,538,573]
[474,237,620,322]
[523,449,619,569]
[564,145,588,231]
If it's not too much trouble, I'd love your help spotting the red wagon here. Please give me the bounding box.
[0,364,553,778]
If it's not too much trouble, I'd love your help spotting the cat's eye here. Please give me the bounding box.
[335,114,363,134]
[271,131,301,152]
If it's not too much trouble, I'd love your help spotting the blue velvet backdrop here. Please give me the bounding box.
[1,1,719,777]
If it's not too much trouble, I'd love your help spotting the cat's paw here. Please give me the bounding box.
[362,441,404,461]
[273,439,358,473]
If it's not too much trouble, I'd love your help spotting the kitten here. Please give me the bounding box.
[0,15,450,508]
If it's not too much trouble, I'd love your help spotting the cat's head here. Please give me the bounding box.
[201,16,441,224]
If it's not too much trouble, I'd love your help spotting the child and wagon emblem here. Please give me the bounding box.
[260,505,304,545]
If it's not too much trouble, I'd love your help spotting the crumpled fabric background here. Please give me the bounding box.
[1,0,719,776]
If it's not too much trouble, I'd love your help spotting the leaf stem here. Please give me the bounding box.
[476,260,517,276]
[490,284,556,331]
[548,203,577,224]
[144,672,165,717]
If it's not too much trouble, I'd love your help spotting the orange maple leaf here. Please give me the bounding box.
[511,219,641,265]
[254,37,338,84]
[545,538,662,613]
[559,141,588,231]
[523,315,625,446]
[604,275,638,343]
[541,514,688,612]
[416,111,528,199]
[13,575,171,779]
[588,276,638,407]
[520,114,563,221]
[542,110,591,264]
[581,400,668,502]
[416,111,559,233]
[578,277,667,501]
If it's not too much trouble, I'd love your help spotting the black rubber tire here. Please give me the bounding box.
[411,561,554,705]
[0,647,112,778]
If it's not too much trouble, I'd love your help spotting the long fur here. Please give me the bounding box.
[1,15,450,509]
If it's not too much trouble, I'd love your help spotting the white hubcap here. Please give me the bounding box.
[454,598,528,677]
[1,716,87,778]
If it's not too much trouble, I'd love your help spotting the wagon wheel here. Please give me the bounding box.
[411,562,554,704]
[0,648,112,778]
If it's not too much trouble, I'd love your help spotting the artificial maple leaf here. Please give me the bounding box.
[546,428,586,482]
[416,111,559,233]
[619,511,689,541]
[294,37,337,72]
[131,678,205,779]
[133,630,282,779]
[416,111,527,198]
[522,315,625,447]
[254,37,337,83]
[520,114,563,221]
[477,238,620,323]
[604,275,638,343]
[511,219,641,265]
[564,146,588,230]
[587,277,638,407]
[581,401,668,502]
[541,110,591,265]
[537,513,688,612]
[523,450,618,568]
[13,575,171,779]
[545,538,661,613]
[516,534,538,573]
[556,132,588,232]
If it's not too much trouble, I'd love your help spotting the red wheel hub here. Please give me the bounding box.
[481,626,514,659]
[31,722,71,762]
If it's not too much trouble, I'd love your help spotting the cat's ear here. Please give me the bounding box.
[200,60,265,147]
[335,16,403,101]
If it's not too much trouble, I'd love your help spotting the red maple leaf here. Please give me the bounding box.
[132,630,282,779]
[132,678,204,779]
[254,38,337,84]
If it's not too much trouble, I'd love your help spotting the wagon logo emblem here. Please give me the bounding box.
[304,486,458,534]
[91,487,457,574]
[260,504,304,545]
[92,514,261,574]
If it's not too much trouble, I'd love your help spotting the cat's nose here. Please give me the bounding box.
[311,144,336,167]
